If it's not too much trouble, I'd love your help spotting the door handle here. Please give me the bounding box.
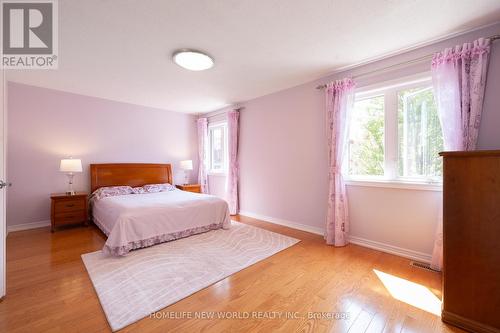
[0,180,12,189]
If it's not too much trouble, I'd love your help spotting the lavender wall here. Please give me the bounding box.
[7,82,198,227]
[236,23,500,259]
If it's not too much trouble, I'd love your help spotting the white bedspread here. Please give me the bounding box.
[92,189,231,255]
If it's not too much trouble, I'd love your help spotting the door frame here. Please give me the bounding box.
[0,65,6,299]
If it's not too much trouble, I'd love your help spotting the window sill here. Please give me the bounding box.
[345,178,442,191]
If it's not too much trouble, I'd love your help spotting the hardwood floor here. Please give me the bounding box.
[0,215,463,333]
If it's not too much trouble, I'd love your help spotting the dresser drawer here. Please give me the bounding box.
[54,199,86,212]
[54,211,86,225]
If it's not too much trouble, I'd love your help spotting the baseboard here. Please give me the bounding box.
[347,235,432,263]
[239,210,432,263]
[7,220,51,234]
[442,310,500,333]
[239,211,324,236]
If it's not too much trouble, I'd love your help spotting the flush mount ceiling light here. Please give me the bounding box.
[172,49,214,71]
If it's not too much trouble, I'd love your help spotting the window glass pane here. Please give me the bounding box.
[398,87,443,179]
[349,95,385,176]
[210,125,226,171]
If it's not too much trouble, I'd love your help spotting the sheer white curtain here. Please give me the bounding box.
[197,118,209,194]
[325,78,355,246]
[226,110,240,215]
[430,37,491,270]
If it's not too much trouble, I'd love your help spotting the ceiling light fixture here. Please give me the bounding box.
[172,49,214,71]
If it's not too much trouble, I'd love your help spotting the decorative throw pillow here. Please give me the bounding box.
[131,186,146,194]
[91,186,134,201]
[142,183,176,193]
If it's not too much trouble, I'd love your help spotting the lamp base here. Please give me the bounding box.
[66,173,76,196]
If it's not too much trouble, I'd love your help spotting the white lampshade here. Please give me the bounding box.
[60,159,82,173]
[179,160,193,170]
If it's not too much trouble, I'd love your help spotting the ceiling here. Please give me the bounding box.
[6,0,500,113]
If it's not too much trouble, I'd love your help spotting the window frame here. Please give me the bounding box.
[207,120,228,175]
[345,73,443,191]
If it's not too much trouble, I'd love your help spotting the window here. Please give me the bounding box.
[208,122,228,173]
[398,86,443,179]
[347,74,443,185]
[348,95,385,176]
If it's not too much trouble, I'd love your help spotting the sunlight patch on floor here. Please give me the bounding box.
[374,269,442,316]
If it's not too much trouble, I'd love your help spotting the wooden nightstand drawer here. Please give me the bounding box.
[54,199,85,212]
[184,187,201,193]
[54,211,86,225]
[175,184,201,193]
[51,192,88,232]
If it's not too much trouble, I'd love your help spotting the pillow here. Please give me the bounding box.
[91,186,134,201]
[142,183,176,193]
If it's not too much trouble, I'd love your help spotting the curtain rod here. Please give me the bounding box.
[316,34,500,90]
[200,107,243,119]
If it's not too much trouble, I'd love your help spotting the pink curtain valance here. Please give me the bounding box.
[431,38,491,69]
[326,78,355,93]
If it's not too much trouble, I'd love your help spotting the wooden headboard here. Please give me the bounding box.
[90,163,173,193]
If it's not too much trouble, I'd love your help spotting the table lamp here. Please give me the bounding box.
[179,160,193,185]
[60,158,82,195]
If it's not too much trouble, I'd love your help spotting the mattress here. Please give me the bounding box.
[91,189,231,255]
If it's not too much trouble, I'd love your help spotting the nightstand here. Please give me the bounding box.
[50,192,88,232]
[175,184,202,193]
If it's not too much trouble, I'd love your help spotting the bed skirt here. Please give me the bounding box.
[100,222,225,256]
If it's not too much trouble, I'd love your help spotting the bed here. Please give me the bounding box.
[90,163,231,255]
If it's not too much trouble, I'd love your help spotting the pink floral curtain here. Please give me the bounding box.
[325,78,355,246]
[197,118,209,194]
[430,37,491,271]
[227,110,240,215]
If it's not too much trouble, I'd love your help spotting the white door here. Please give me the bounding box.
[0,67,5,298]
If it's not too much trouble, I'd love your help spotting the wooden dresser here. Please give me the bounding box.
[440,150,500,333]
[50,192,88,232]
[175,184,201,193]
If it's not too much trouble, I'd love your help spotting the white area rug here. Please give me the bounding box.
[81,221,300,331]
